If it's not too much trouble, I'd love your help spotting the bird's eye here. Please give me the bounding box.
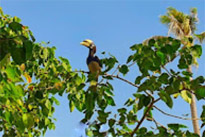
[90,44,94,49]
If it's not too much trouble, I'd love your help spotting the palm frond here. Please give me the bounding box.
[160,7,197,38]
[194,32,205,43]
[160,15,170,25]
[189,8,199,33]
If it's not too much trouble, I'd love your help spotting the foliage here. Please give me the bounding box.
[0,8,86,136]
[160,7,198,38]
[0,7,205,137]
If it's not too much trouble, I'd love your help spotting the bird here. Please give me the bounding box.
[80,39,102,90]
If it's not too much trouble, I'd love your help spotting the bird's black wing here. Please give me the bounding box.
[94,56,102,68]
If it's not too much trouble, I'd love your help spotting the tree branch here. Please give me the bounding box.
[150,117,168,130]
[104,73,139,88]
[154,105,205,121]
[128,62,136,68]
[130,98,160,136]
[162,66,172,76]
[75,70,157,99]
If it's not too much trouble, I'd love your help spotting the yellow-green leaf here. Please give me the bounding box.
[181,90,191,104]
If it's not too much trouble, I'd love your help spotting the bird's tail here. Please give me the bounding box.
[90,81,97,91]
[89,72,99,91]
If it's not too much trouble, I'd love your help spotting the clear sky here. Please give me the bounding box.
[0,0,204,137]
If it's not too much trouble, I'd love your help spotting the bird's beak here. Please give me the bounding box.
[80,41,90,48]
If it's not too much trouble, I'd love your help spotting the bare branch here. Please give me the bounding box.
[151,117,168,130]
[162,66,172,76]
[154,105,205,121]
[104,73,139,88]
[128,62,136,68]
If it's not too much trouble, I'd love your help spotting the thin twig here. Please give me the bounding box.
[162,66,172,76]
[151,117,168,130]
[106,65,120,83]
[104,74,139,88]
[128,62,136,68]
[144,90,154,99]
[72,70,89,74]
[154,105,205,121]
[111,65,120,76]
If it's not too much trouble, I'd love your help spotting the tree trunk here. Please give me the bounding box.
[188,66,200,136]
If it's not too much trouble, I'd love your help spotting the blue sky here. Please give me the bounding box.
[0,0,204,136]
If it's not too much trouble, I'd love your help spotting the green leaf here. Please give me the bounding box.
[97,110,110,124]
[172,39,181,52]
[158,73,169,84]
[158,90,173,108]
[148,39,155,46]
[135,76,143,84]
[45,99,51,110]
[0,73,2,82]
[105,96,116,106]
[168,123,187,132]
[24,40,34,60]
[190,44,202,58]
[203,130,205,137]
[77,83,86,91]
[182,71,192,77]
[195,86,205,100]
[102,75,113,80]
[43,48,49,59]
[59,56,71,71]
[180,90,191,104]
[164,44,173,55]
[9,22,23,31]
[69,101,75,112]
[22,114,34,129]
[4,111,11,124]
[117,108,127,114]
[10,45,26,64]
[12,84,24,98]
[143,96,151,106]
[156,51,165,64]
[28,30,36,42]
[0,43,10,61]
[124,98,135,106]
[173,78,180,91]
[51,96,60,106]
[201,105,205,126]
[5,66,22,82]
[119,65,129,76]
[144,107,153,121]
[0,53,10,68]
[0,7,3,15]
[138,95,151,110]
[130,44,138,50]
[186,131,200,137]
[138,127,147,134]
[108,119,115,127]
[126,55,133,64]
[178,55,188,69]
[13,16,21,23]
[85,92,95,111]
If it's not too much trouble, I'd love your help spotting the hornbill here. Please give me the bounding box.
[80,39,102,89]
